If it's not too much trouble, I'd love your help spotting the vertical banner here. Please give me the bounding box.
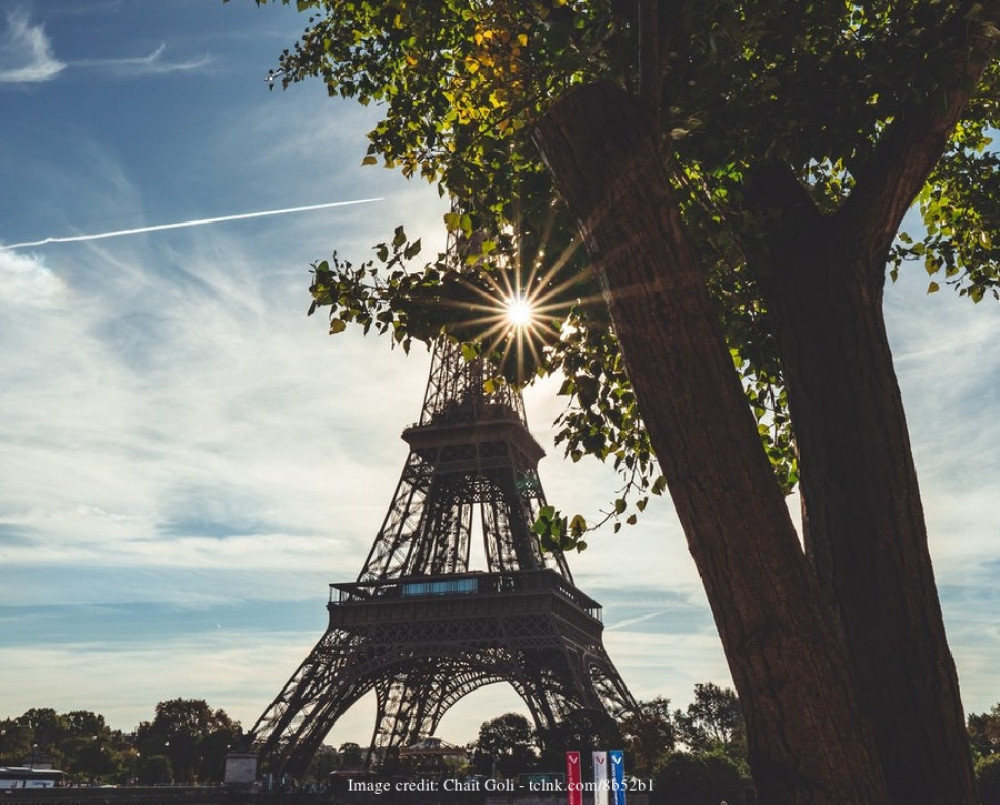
[609,750,626,805]
[592,751,609,805]
[566,751,582,805]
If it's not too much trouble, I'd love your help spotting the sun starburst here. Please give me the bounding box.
[505,296,534,328]
[439,205,604,382]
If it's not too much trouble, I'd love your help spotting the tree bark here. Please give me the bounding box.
[755,216,978,803]
[535,80,888,804]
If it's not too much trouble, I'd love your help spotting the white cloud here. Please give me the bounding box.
[0,247,68,307]
[0,632,326,733]
[3,1,998,741]
[0,8,66,84]
[884,269,1000,577]
[0,178,435,611]
[0,10,210,87]
[76,43,213,77]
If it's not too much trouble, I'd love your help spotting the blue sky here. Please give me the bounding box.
[1,1,998,749]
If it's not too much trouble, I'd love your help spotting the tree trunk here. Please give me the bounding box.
[535,80,888,804]
[757,222,978,804]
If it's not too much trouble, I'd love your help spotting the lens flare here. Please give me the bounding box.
[506,296,534,328]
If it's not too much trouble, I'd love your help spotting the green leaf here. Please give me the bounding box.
[575,374,599,408]
[404,238,422,259]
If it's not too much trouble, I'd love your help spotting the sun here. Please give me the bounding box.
[505,295,534,329]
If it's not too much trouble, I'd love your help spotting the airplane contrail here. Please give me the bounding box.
[3,197,384,250]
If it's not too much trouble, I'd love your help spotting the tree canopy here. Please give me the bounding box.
[472,713,538,777]
[244,1,1000,803]
[134,699,241,785]
[249,0,1000,539]
[1,700,241,786]
[618,697,675,777]
[673,683,746,762]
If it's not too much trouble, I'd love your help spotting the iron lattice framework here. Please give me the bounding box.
[249,338,636,778]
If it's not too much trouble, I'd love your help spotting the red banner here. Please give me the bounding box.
[565,751,582,805]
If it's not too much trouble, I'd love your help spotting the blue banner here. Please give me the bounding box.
[609,749,626,805]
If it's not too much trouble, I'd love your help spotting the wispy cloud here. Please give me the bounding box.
[0,7,66,84]
[0,10,210,86]
[76,43,213,77]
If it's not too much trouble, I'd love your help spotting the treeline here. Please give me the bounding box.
[0,700,240,786]
[468,686,1000,805]
[468,683,749,805]
[972,704,1000,804]
[3,691,998,801]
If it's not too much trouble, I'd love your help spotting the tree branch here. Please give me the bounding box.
[840,0,1000,266]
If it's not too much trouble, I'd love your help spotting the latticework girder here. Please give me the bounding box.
[249,336,635,779]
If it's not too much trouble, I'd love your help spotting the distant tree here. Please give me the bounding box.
[619,697,675,777]
[652,751,746,805]
[137,754,173,785]
[63,736,124,782]
[305,744,341,783]
[0,718,34,766]
[977,755,1000,805]
[674,684,747,763]
[338,741,365,769]
[16,708,66,759]
[62,711,108,739]
[55,710,129,783]
[473,713,538,777]
[538,709,622,777]
[969,704,1000,759]
[2,708,134,783]
[135,699,241,784]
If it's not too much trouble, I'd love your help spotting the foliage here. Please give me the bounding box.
[135,699,241,785]
[970,704,1000,759]
[0,709,134,784]
[337,741,365,769]
[1,701,242,785]
[618,697,675,777]
[537,708,622,775]
[673,683,747,764]
[0,718,34,767]
[237,0,1000,800]
[61,736,128,782]
[977,754,1000,805]
[242,0,1000,543]
[651,751,747,805]
[304,744,341,782]
[472,713,538,777]
[137,754,173,786]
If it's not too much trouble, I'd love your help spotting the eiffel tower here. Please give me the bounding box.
[248,337,636,778]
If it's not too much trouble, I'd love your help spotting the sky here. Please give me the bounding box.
[0,0,998,752]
